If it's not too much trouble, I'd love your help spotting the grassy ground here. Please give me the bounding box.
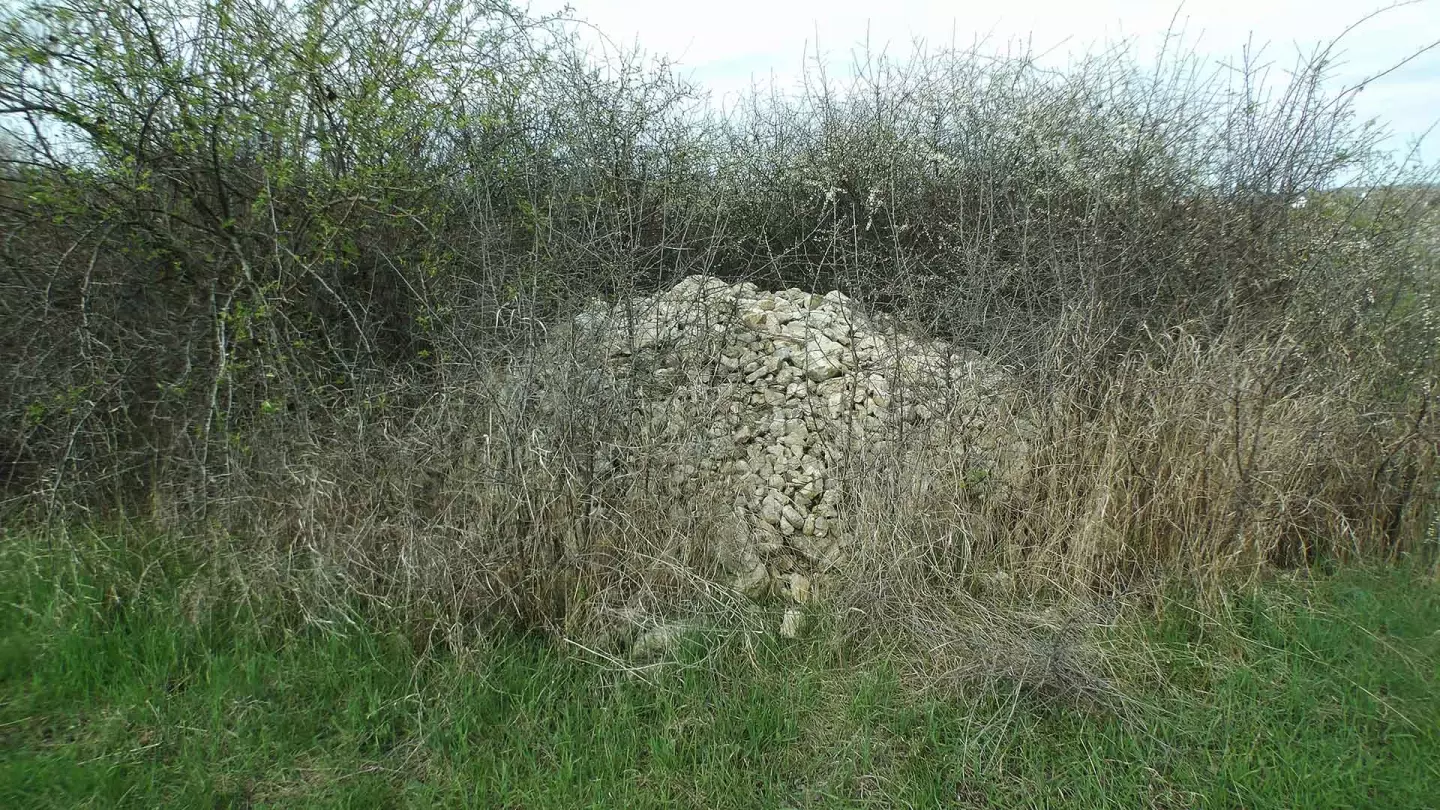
[1,528,1437,808]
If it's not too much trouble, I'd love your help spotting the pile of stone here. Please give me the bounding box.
[560,275,1017,620]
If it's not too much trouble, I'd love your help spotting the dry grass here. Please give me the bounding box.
[156,311,1434,710]
[2,0,1438,698]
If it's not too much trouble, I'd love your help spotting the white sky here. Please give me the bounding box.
[529,0,1440,161]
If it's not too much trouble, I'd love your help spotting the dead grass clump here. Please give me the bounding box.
[832,324,1436,595]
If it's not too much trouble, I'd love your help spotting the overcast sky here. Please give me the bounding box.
[528,0,1440,161]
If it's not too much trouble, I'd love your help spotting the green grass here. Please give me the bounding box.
[1,528,1437,808]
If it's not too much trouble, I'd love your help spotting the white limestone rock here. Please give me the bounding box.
[558,274,1024,603]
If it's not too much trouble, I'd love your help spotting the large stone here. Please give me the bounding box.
[632,622,696,659]
[779,608,807,639]
[803,349,844,382]
[734,562,772,599]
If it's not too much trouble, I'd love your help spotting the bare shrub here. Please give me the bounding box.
[1,0,1436,673]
